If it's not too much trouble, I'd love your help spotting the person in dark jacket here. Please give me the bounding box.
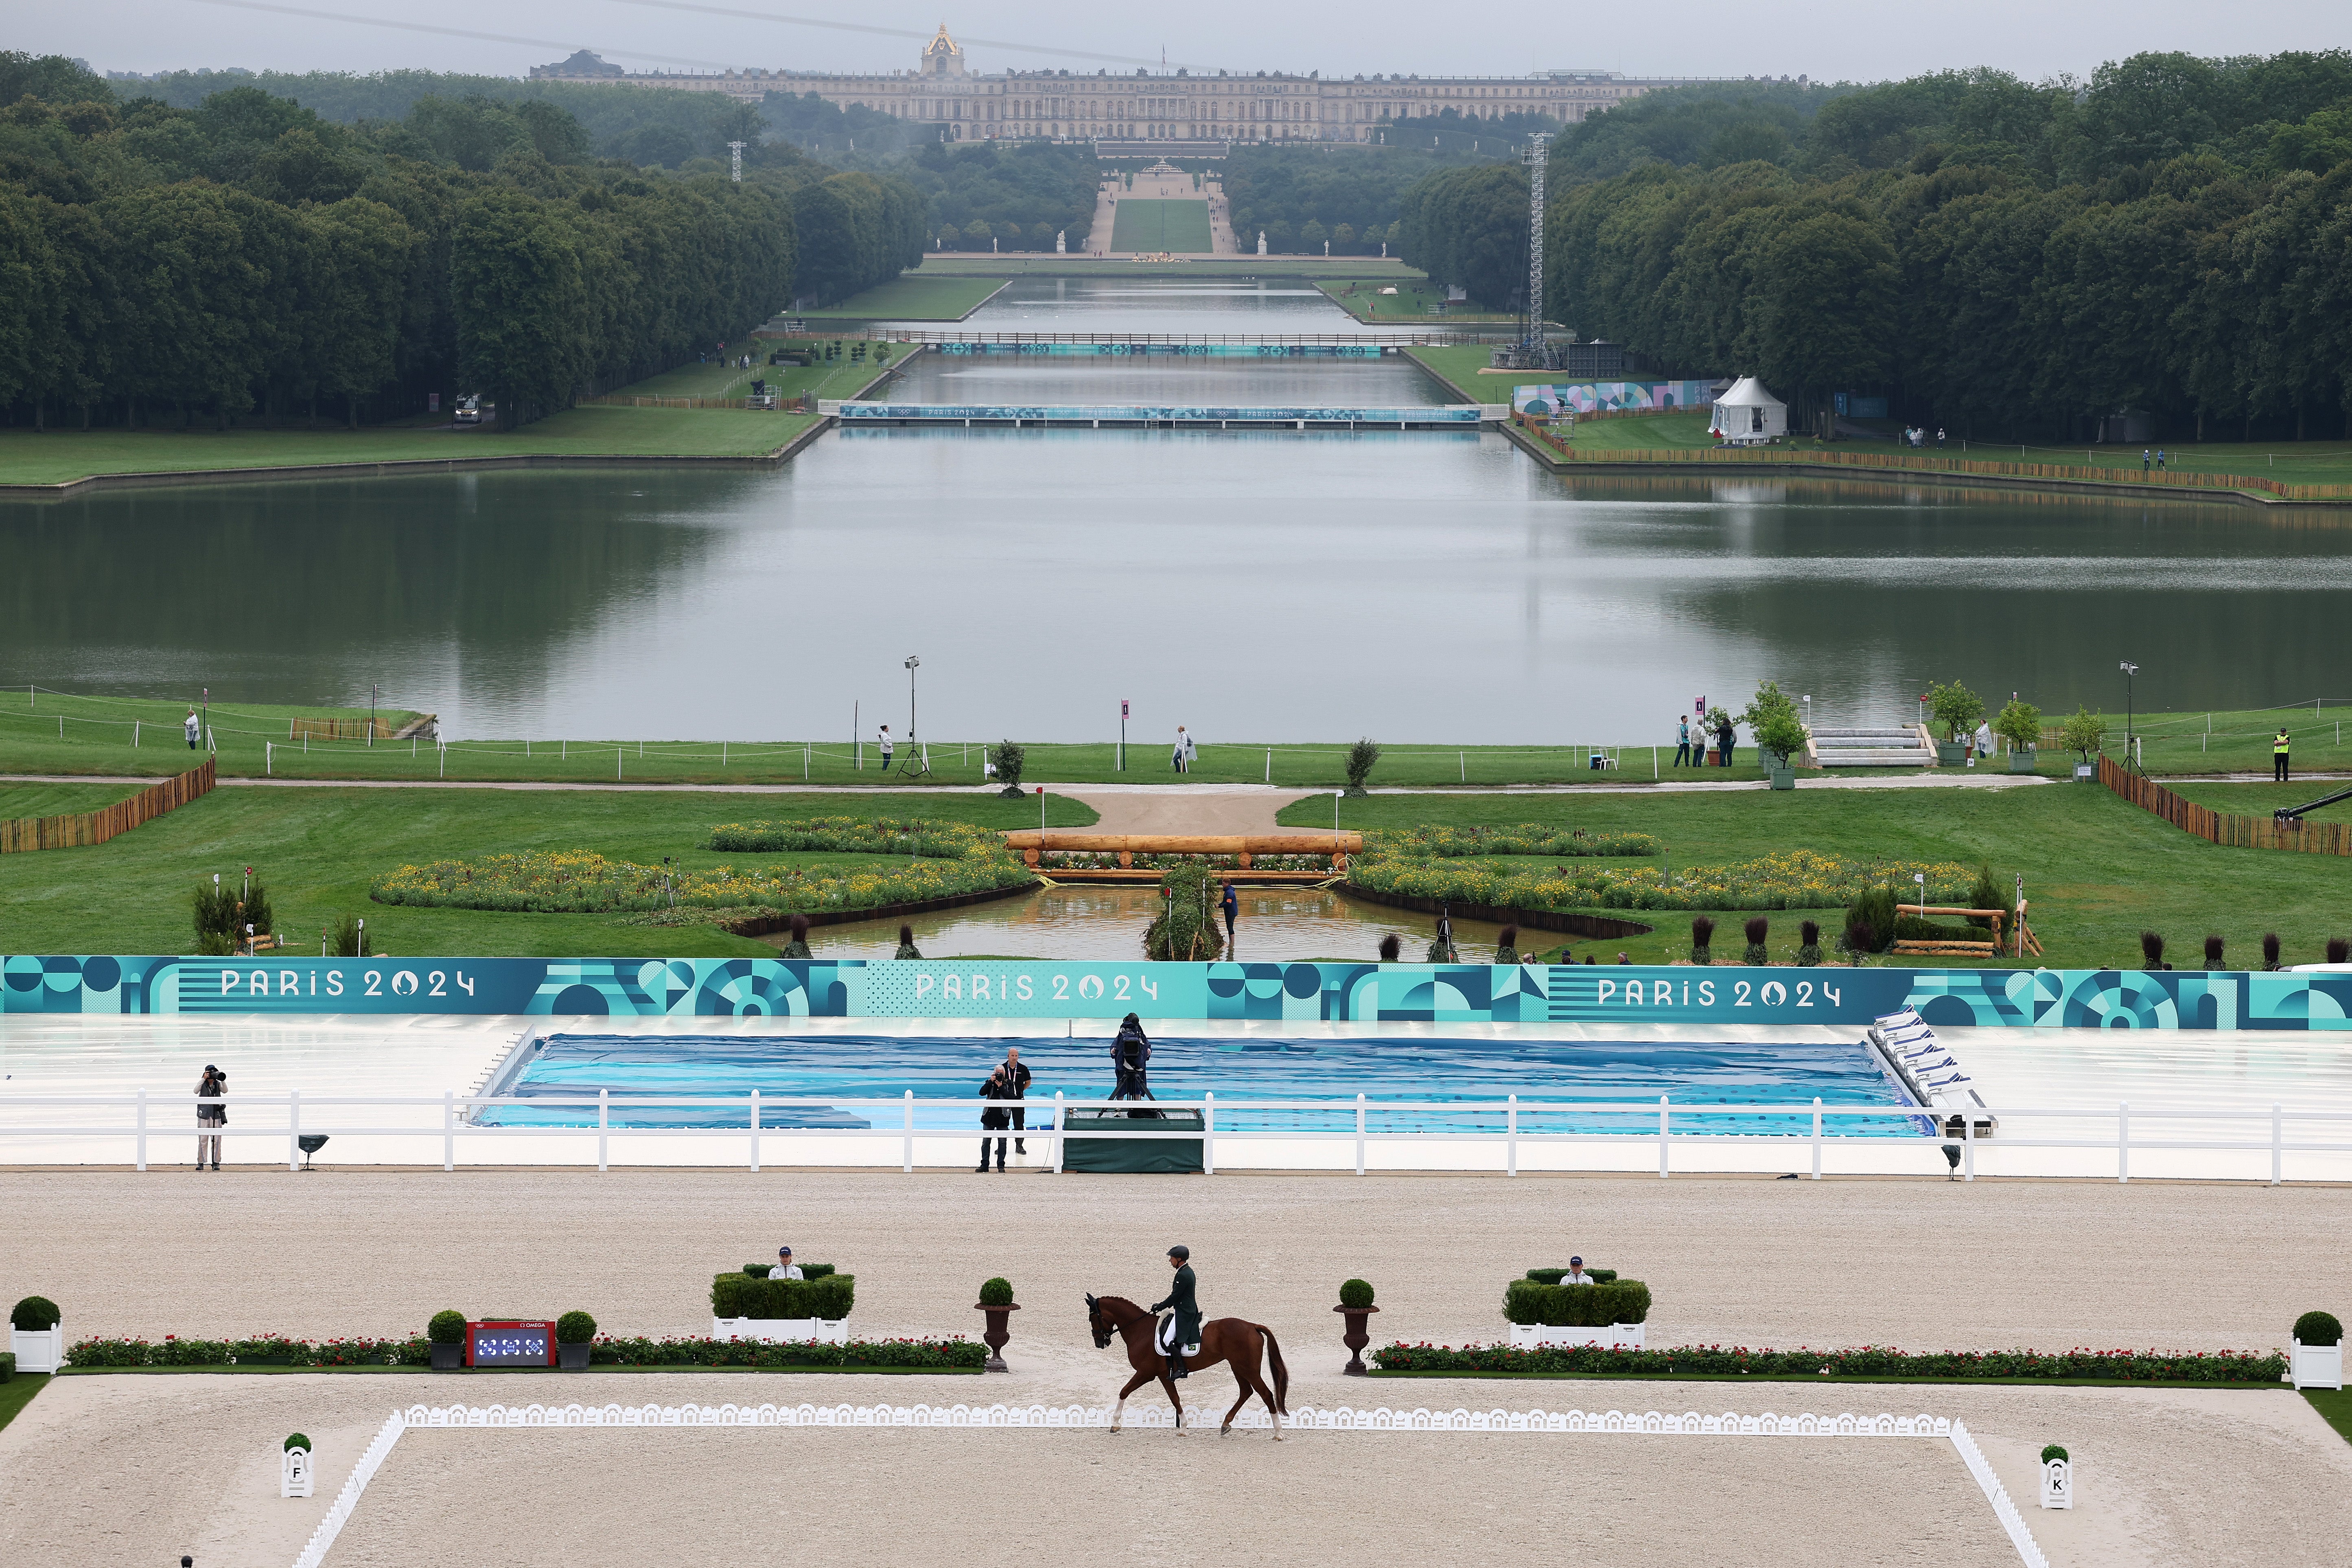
[1110,1014,1152,1102]
[977,1062,1012,1172]
[1151,1244,1201,1379]
[1715,714,1737,769]
[997,1045,1031,1155]
[195,1063,226,1170]
[1220,882,1238,948]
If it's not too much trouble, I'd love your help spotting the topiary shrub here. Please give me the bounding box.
[1339,1278,1374,1310]
[1967,864,2001,929]
[427,1310,466,1344]
[0,1352,14,1382]
[2294,1310,2342,1346]
[979,1277,1014,1307]
[10,1296,60,1332]
[2204,934,2225,969]
[285,1432,311,1452]
[1690,914,1714,964]
[2330,937,2350,966]
[2040,1443,2068,1464]
[555,1311,597,1344]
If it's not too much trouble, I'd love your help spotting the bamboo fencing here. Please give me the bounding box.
[2100,754,2351,855]
[0,759,215,854]
[289,716,390,741]
[1531,440,2352,502]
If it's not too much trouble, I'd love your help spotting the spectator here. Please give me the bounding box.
[1615,951,1630,964]
[1673,715,1693,768]
[1973,717,1994,765]
[894,923,923,960]
[184,707,201,750]
[877,724,894,772]
[1715,712,1737,769]
[978,1063,1011,1172]
[195,1063,226,1170]
[998,1044,1032,1155]
[1220,881,1238,948]
[1936,427,1946,448]
[772,1245,803,1280]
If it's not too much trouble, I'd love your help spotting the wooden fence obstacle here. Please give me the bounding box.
[0,759,215,854]
[2101,754,2351,856]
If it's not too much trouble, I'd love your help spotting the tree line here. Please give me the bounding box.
[0,55,922,431]
[1394,51,2352,441]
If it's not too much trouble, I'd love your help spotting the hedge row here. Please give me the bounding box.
[61,1332,981,1371]
[703,818,1009,860]
[1371,1342,2291,1381]
[68,1335,431,1367]
[711,1272,856,1321]
[1504,1279,1652,1327]
[1349,846,1976,915]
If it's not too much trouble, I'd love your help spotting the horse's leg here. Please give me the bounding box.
[1111,1367,1154,1433]
[1163,1370,1184,1430]
[1217,1329,1269,1437]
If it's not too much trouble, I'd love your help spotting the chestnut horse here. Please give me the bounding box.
[1085,1293,1289,1437]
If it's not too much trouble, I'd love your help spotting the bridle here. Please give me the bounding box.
[1084,1292,1126,1349]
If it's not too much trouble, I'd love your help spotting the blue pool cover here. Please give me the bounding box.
[485,1033,1927,1137]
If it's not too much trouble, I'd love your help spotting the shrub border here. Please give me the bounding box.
[1341,883,1654,939]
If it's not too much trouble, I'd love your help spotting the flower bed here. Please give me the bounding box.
[1350,842,1973,914]
[63,1333,985,1371]
[1038,851,1334,872]
[372,818,1031,915]
[1370,1341,2289,1382]
[67,1335,430,1367]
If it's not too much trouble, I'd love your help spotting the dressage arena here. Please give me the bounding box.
[2,1167,2351,1567]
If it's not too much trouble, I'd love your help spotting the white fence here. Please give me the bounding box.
[6,1091,2352,1181]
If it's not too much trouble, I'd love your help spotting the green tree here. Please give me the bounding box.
[451,188,587,427]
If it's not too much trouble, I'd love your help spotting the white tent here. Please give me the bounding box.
[1711,377,1787,445]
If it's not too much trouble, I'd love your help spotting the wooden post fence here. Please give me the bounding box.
[2100,753,2350,855]
[0,759,216,854]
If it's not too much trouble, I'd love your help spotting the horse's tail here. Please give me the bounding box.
[1259,1323,1289,1414]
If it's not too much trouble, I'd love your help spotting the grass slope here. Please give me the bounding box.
[1278,780,2351,970]
[0,787,1098,957]
[0,781,146,818]
[1319,280,1510,321]
[1109,199,1214,254]
[790,278,1006,320]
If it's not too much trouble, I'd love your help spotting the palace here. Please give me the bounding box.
[529,30,1731,146]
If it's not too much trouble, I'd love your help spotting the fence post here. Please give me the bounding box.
[599,1088,609,1172]
[443,1091,455,1172]
[1355,1092,1366,1176]
[902,1089,914,1173]
[2271,1103,2282,1186]
[749,1088,761,1172]
[1203,1092,1216,1175]
[1054,1091,1066,1174]
[2118,1101,2129,1183]
[1963,1105,1975,1181]
[288,1089,301,1171]
[1810,1097,1821,1179]
[1658,1095,1670,1178]
[136,1089,147,1172]
[1506,1093,1518,1177]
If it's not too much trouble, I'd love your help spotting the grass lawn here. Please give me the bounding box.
[2305,1389,2352,1448]
[1319,280,1510,322]
[2172,781,2352,822]
[1830,425,2352,490]
[0,781,145,818]
[0,1374,47,1437]
[0,787,1099,957]
[1278,778,2351,970]
[790,277,1007,320]
[1109,199,1214,254]
[609,346,902,404]
[0,408,814,486]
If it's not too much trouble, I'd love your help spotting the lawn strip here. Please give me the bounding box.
[0,1373,47,1434]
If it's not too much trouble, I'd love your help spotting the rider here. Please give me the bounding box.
[1151,1245,1200,1380]
[1110,1013,1153,1102]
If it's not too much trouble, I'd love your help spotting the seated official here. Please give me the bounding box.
[1563,1255,1596,1285]
[772,1245,803,1280]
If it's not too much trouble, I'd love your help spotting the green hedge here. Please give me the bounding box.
[590,1336,984,1370]
[1503,1278,1651,1327]
[0,1352,13,1382]
[743,1262,836,1280]
[68,1335,432,1367]
[1525,1267,1618,1285]
[1371,1342,2290,1381]
[711,1273,855,1321]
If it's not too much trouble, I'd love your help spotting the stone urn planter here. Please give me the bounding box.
[976,1301,1020,1373]
[1334,1303,1380,1376]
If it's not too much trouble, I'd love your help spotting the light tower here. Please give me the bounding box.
[728,140,746,182]
[1519,132,1551,364]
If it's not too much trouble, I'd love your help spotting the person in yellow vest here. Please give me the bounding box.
[2275,727,2291,783]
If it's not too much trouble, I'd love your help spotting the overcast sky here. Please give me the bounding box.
[19,1,2352,87]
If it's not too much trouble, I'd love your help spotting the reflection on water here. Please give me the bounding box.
[771,884,1570,963]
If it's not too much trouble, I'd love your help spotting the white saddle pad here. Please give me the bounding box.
[1156,1315,1176,1352]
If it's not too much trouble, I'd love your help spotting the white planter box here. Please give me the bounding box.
[712,1317,849,1345]
[2292,1339,2342,1390]
[1506,1323,1645,1351]
[10,1325,63,1375]
[2039,1458,2072,1509]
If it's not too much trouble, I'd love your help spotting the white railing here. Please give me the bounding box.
[6,1091,2352,1181]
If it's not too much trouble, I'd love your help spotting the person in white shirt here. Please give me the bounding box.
[876,725,894,772]
[1562,1256,1595,1285]
[1972,718,1993,765]
[184,708,201,750]
[772,1246,803,1280]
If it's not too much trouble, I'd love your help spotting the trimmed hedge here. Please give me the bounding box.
[1504,1277,1651,1327]
[427,1311,465,1344]
[11,1296,60,1331]
[2294,1310,2342,1346]
[1525,1268,1618,1285]
[712,1272,855,1321]
[744,1262,836,1280]
[979,1277,1014,1308]
[1339,1279,1375,1310]
[0,1352,13,1381]
[68,1335,432,1367]
[1371,1342,2291,1382]
[556,1312,597,1345]
[590,1336,984,1370]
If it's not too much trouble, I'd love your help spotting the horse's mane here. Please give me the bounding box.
[1094,1295,1146,1320]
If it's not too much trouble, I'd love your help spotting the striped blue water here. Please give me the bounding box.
[485,1033,1925,1137]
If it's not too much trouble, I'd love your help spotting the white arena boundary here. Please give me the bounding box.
[287,1402,2045,1568]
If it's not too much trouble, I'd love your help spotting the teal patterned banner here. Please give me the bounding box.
[4,956,2349,1029]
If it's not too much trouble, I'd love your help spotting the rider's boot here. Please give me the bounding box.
[1168,1351,1189,1380]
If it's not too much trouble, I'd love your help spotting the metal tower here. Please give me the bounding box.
[729,140,746,183]
[1520,133,1551,359]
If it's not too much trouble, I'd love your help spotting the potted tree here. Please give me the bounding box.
[1740,680,1807,789]
[976,1277,1018,1373]
[10,1295,62,1375]
[2292,1310,2342,1390]
[1927,681,1986,766]
[1335,1278,1379,1376]
[555,1311,596,1371]
[2060,706,2105,781]
[427,1310,466,1371]
[1993,698,2042,774]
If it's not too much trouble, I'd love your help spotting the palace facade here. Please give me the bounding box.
[530,30,1725,144]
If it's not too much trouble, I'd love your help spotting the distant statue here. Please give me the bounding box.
[1324,241,1330,256]
[1257,230,1267,256]
[1056,229,1066,254]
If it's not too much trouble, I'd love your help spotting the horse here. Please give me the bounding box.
[1085,1293,1289,1438]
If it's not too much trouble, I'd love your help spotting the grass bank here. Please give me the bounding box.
[788,277,1008,321]
[1108,199,1213,254]
[1319,280,1511,323]
[1280,779,2352,970]
[904,256,1424,279]
[0,786,1097,957]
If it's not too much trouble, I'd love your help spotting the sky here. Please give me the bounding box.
[20,0,2352,87]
